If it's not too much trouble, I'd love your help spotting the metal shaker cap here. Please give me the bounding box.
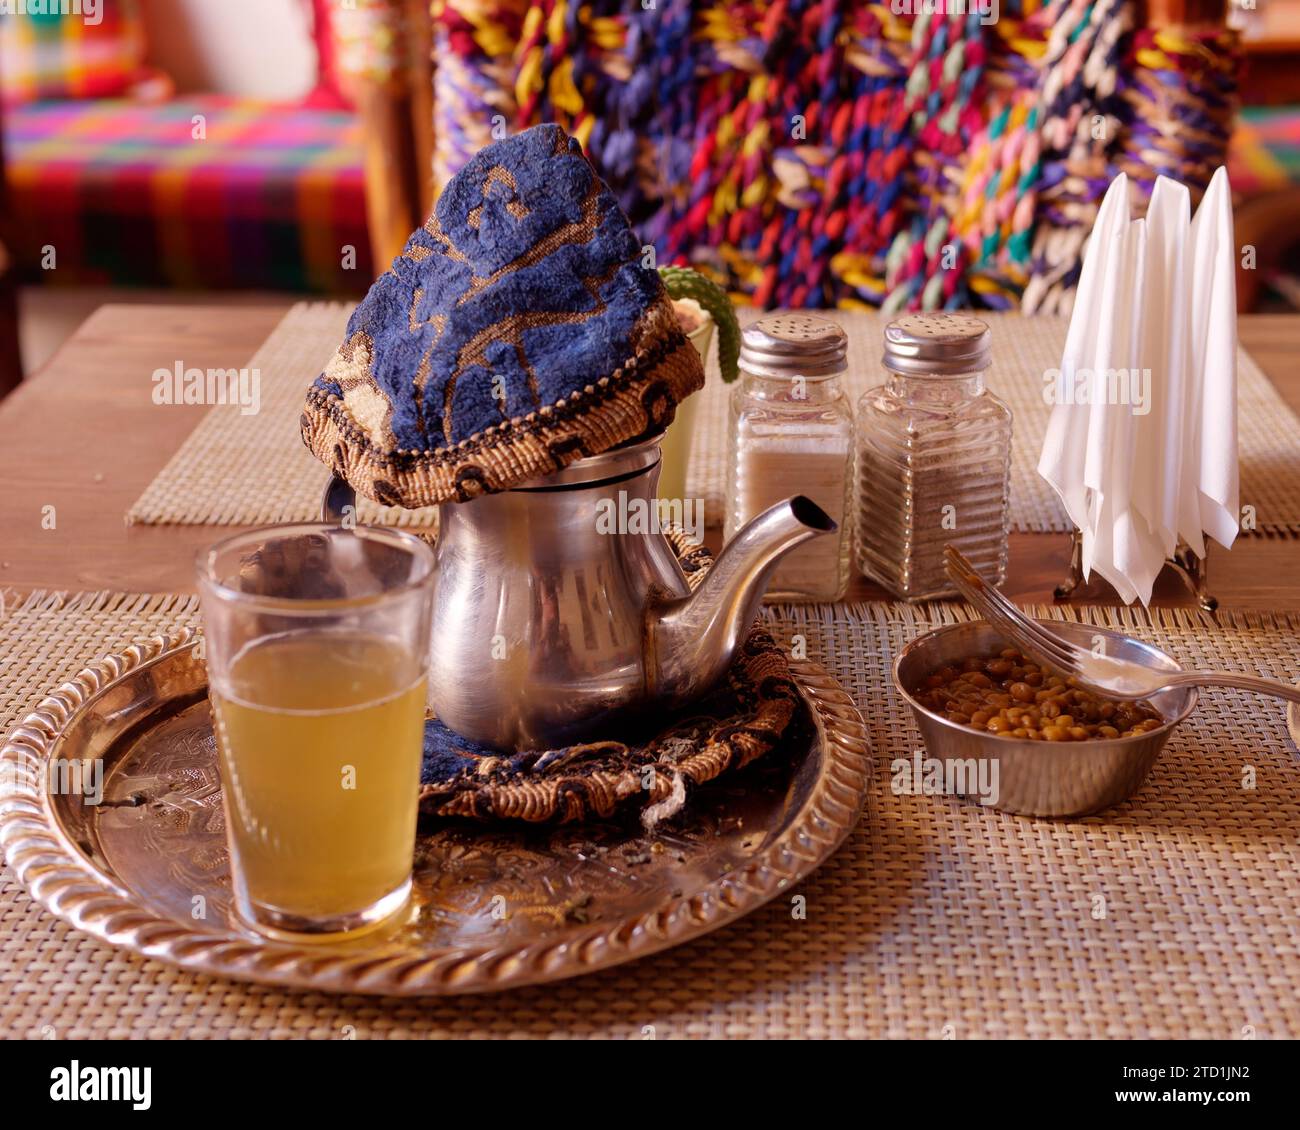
[882,312,991,376]
[739,312,848,378]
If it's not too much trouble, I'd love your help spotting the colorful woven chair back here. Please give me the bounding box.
[427,0,1237,314]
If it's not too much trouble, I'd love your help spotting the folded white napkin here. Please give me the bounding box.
[1038,168,1239,605]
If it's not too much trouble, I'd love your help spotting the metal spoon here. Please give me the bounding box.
[944,545,1300,706]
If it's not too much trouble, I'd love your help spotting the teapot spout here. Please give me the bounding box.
[649,496,837,705]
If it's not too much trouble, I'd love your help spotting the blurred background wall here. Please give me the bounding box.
[140,0,316,100]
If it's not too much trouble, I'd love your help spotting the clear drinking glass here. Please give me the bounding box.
[197,524,435,938]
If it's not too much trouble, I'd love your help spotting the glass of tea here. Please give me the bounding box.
[197,523,435,938]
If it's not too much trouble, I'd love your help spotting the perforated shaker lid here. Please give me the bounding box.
[739,312,849,378]
[882,312,991,376]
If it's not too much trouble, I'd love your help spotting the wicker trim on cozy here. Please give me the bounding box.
[300,294,703,508]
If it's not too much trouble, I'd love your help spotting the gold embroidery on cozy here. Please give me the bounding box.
[454,179,603,307]
[466,167,531,230]
[625,298,676,358]
[324,330,398,450]
[408,295,448,438]
[377,241,435,284]
[440,262,621,442]
[423,216,472,267]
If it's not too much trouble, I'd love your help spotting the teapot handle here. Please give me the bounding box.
[321,473,357,523]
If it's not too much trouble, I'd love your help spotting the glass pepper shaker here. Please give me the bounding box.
[855,313,1012,600]
[725,313,853,601]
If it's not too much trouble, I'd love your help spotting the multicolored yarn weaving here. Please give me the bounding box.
[881,6,989,313]
[949,11,1051,309]
[1021,0,1133,315]
[1118,25,1239,201]
[427,0,1238,314]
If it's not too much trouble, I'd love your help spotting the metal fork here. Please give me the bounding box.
[943,545,1300,706]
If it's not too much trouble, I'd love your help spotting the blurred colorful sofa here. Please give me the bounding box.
[0,0,372,293]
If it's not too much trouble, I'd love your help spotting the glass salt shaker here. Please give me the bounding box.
[855,313,1012,600]
[725,313,853,602]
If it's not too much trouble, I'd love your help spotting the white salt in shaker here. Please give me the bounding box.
[725,313,853,601]
[855,312,1012,599]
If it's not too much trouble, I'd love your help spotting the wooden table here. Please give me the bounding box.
[2,304,1299,609]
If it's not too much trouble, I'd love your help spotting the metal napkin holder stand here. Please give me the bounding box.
[1054,528,1218,612]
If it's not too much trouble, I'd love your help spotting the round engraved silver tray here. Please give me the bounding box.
[0,630,871,996]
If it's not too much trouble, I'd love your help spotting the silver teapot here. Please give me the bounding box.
[322,433,834,750]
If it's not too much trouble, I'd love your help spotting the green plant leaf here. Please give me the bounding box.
[658,266,741,382]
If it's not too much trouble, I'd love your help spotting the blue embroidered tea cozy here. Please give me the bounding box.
[301,123,703,507]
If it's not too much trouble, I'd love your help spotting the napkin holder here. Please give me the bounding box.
[1054,528,1218,612]
[1042,168,1236,615]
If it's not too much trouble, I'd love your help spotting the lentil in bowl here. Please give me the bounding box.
[912,647,1164,742]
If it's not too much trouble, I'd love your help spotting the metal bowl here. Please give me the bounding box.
[893,620,1199,818]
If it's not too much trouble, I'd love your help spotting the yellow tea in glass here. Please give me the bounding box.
[198,525,435,937]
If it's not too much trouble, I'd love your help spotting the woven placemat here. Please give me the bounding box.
[126,303,437,529]
[126,305,1300,537]
[3,589,1299,1038]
